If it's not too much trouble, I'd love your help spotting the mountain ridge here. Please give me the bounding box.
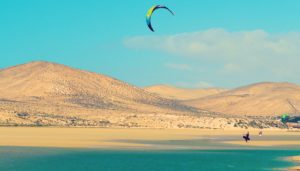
[184,82,300,116]
[144,84,226,100]
[0,61,206,128]
[0,61,286,129]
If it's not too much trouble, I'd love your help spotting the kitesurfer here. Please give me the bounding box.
[243,131,250,143]
[259,129,263,136]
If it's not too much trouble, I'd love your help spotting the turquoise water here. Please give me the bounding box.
[0,147,299,171]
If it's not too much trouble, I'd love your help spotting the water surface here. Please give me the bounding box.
[0,147,298,171]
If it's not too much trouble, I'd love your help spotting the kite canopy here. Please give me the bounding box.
[146,5,174,32]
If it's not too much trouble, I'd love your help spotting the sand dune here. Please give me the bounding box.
[144,85,225,100]
[184,82,300,116]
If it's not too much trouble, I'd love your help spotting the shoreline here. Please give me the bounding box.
[0,127,299,170]
[286,156,300,171]
[0,127,299,148]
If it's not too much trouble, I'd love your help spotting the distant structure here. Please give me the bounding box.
[281,113,300,129]
[283,99,300,128]
[287,115,300,128]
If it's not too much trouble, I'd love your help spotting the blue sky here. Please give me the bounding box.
[1,0,300,88]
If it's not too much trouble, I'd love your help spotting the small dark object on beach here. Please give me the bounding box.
[243,132,250,142]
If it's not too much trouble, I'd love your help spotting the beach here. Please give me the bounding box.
[0,127,299,170]
[0,127,299,148]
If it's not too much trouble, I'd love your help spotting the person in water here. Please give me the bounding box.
[243,131,250,142]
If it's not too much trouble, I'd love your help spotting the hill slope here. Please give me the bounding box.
[184,82,300,116]
[0,62,286,129]
[0,61,201,127]
[144,85,225,100]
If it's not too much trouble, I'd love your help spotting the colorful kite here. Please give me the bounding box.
[146,5,174,32]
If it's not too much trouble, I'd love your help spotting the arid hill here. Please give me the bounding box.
[0,61,191,111]
[0,61,203,127]
[0,62,285,129]
[184,82,300,116]
[144,85,225,100]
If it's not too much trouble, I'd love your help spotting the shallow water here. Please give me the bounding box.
[118,135,300,150]
[0,147,299,171]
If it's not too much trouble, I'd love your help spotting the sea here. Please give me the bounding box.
[0,147,299,171]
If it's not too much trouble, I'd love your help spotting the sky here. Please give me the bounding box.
[1,0,300,88]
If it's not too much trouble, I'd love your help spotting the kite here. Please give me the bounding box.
[146,5,174,32]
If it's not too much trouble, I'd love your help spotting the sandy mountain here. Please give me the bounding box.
[184,82,300,116]
[0,61,202,127]
[0,62,285,129]
[144,85,225,100]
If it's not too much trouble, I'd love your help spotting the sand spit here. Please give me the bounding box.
[286,156,300,171]
[0,127,299,149]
